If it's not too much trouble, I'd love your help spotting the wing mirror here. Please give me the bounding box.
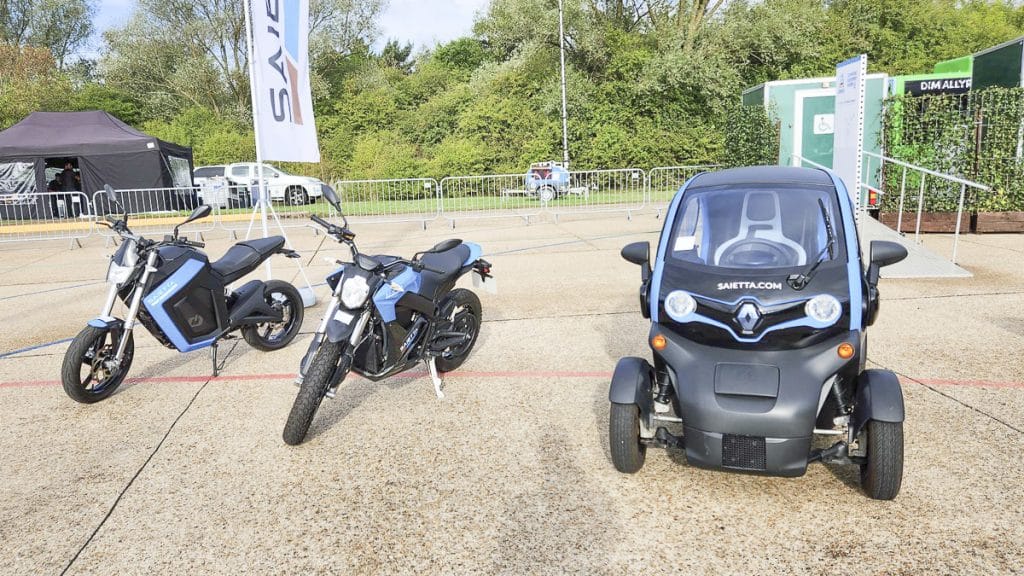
[621,242,650,266]
[622,242,652,284]
[321,184,341,211]
[174,204,212,238]
[867,240,908,286]
[103,184,125,216]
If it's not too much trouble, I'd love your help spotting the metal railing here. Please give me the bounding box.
[647,165,721,216]
[791,153,991,264]
[546,168,648,219]
[438,173,545,226]
[332,178,441,227]
[0,191,94,245]
[93,187,218,239]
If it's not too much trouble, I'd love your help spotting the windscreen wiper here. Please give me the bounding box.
[788,198,836,291]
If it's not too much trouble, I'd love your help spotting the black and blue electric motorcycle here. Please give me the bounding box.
[61,186,305,403]
[283,186,492,445]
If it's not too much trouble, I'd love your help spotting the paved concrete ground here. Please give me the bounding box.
[1,213,1022,575]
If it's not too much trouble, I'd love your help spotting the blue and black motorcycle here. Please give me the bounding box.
[283,186,492,445]
[61,186,305,403]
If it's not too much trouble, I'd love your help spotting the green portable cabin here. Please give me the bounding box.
[934,55,973,76]
[742,74,888,193]
[972,36,1024,90]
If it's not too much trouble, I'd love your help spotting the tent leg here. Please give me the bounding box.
[69,237,82,250]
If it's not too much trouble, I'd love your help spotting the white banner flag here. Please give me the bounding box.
[250,0,320,162]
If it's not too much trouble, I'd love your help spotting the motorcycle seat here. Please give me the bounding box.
[418,244,471,298]
[212,236,286,284]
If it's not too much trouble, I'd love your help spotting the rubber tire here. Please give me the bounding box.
[283,341,344,445]
[435,289,482,373]
[242,280,305,351]
[538,186,556,203]
[860,420,904,500]
[287,186,308,206]
[61,325,134,404]
[609,403,647,473]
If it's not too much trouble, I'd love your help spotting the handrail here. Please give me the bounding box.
[863,151,990,192]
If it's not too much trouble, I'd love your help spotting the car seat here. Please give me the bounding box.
[713,191,808,267]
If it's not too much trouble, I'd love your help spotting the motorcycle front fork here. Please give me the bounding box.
[103,251,158,364]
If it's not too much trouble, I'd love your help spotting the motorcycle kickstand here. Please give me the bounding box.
[426,357,445,400]
[210,343,220,378]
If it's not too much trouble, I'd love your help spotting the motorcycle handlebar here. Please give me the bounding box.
[310,214,331,229]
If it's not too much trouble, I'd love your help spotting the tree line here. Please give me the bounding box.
[2,0,1023,180]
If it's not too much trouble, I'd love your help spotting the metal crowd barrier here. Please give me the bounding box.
[332,178,441,228]
[438,174,545,226]
[647,165,721,217]
[0,191,94,245]
[546,168,647,220]
[93,187,217,239]
[0,164,737,246]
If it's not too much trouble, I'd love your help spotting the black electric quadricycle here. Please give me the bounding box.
[611,166,909,499]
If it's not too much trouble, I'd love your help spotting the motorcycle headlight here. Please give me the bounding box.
[106,261,134,286]
[805,294,842,325]
[341,275,371,309]
[664,290,697,322]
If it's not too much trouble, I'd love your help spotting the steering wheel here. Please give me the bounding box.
[719,239,791,268]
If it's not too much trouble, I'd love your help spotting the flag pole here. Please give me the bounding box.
[557,0,570,168]
[242,0,272,278]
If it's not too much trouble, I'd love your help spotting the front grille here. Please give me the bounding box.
[722,434,766,471]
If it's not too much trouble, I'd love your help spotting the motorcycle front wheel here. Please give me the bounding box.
[283,340,346,445]
[61,325,134,404]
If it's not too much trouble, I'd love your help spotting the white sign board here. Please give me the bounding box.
[833,55,867,213]
[250,0,320,163]
[813,114,835,135]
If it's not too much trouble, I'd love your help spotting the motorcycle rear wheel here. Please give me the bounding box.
[436,289,482,373]
[243,280,304,351]
[283,341,344,445]
[61,325,134,404]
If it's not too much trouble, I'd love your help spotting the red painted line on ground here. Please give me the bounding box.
[2,372,1022,390]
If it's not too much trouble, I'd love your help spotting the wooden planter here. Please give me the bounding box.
[878,211,969,233]
[975,211,1024,233]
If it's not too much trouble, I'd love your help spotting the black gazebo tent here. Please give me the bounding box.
[0,111,194,218]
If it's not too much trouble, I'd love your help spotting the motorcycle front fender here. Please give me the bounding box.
[326,308,370,345]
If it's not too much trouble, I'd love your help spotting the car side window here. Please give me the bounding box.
[231,165,249,178]
[672,196,705,263]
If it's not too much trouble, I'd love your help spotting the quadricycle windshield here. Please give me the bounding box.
[667,185,847,273]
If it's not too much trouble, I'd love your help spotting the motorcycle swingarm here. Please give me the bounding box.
[227,281,283,327]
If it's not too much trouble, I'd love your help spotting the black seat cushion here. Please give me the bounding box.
[211,236,285,284]
[418,244,471,298]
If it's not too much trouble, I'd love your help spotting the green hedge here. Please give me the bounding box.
[881,87,1024,212]
[723,104,781,168]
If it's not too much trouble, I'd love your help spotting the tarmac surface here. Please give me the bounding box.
[1,213,1022,575]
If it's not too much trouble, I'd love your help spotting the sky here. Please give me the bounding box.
[92,0,492,51]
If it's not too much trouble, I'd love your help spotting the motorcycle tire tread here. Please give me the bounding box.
[283,341,343,445]
[435,289,482,373]
[61,325,134,404]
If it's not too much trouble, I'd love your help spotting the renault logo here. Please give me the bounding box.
[736,303,761,334]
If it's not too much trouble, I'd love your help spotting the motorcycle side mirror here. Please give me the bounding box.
[174,204,212,238]
[867,240,908,286]
[103,184,125,216]
[321,184,341,212]
[428,239,462,254]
